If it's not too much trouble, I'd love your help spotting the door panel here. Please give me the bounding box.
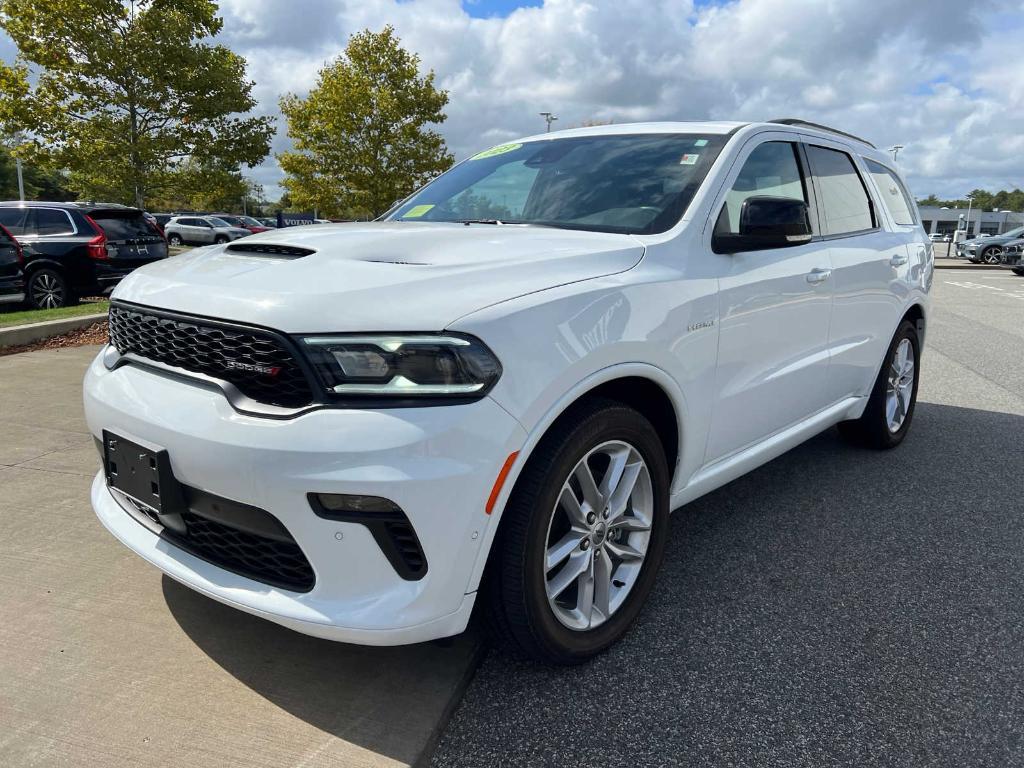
[806,147,909,401]
[704,137,834,463]
[709,244,833,461]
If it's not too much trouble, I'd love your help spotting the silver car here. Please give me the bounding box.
[164,215,251,246]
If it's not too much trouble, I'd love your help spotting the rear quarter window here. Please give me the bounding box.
[31,208,76,236]
[864,159,917,226]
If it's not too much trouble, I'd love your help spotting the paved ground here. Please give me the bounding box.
[433,269,1024,767]
[0,348,479,768]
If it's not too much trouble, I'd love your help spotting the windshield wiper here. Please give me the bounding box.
[455,218,505,225]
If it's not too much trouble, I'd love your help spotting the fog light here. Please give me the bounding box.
[312,493,402,516]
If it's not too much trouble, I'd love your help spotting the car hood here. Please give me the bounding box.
[112,222,645,332]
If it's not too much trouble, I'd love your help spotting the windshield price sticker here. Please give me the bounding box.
[470,143,522,160]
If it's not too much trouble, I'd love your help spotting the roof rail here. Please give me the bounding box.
[767,118,876,149]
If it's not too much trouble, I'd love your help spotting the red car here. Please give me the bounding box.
[210,214,272,234]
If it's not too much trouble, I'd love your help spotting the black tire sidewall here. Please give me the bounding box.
[168,234,183,245]
[513,405,670,662]
[215,236,229,244]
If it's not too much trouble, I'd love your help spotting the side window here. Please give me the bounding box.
[805,145,874,236]
[717,141,806,234]
[0,208,27,235]
[32,208,76,236]
[864,159,917,226]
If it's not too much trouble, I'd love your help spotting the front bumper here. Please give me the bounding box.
[84,349,527,644]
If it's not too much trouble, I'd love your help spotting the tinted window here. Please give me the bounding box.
[389,133,727,235]
[0,208,27,235]
[717,141,806,235]
[864,159,916,226]
[207,218,230,227]
[91,213,155,240]
[806,146,874,235]
[32,208,76,236]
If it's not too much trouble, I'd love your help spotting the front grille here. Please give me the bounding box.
[108,303,314,409]
[170,510,315,592]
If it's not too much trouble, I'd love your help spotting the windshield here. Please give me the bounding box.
[386,133,727,235]
[208,217,231,228]
[239,216,262,226]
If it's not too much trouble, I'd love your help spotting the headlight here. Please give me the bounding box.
[299,334,501,399]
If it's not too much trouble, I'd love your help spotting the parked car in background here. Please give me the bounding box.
[996,239,1024,275]
[210,213,273,234]
[148,213,174,232]
[0,222,25,306]
[258,217,278,228]
[0,202,168,308]
[163,215,251,246]
[958,226,1024,263]
[928,233,943,242]
[85,119,932,664]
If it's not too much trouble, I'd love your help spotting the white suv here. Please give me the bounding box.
[84,120,931,664]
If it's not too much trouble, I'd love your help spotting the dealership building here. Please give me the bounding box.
[918,206,1024,237]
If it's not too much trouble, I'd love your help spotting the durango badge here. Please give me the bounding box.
[225,361,282,376]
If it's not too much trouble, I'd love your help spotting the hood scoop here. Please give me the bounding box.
[224,243,316,259]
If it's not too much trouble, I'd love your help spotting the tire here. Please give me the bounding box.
[26,268,74,310]
[214,235,229,244]
[1012,267,1024,277]
[838,319,921,449]
[484,398,670,665]
[982,246,1003,265]
[167,233,183,246]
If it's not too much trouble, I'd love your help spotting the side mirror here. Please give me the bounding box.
[713,196,813,254]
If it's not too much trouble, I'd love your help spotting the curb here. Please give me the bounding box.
[0,313,106,348]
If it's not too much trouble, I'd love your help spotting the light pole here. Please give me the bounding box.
[889,144,904,162]
[539,112,558,133]
[964,195,973,238]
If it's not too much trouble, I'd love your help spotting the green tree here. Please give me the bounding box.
[278,26,453,219]
[0,0,274,208]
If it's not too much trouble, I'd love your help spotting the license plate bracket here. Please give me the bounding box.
[103,431,186,520]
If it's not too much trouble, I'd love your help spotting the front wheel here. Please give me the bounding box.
[214,235,229,245]
[839,319,921,449]
[485,399,670,665]
[982,246,1003,264]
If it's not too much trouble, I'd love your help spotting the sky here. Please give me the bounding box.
[4,0,1024,203]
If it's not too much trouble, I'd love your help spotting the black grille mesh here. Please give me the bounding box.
[170,510,315,592]
[108,304,314,408]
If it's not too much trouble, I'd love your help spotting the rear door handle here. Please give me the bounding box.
[806,268,831,285]
[890,253,909,267]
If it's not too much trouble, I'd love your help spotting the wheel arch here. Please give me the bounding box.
[465,363,686,594]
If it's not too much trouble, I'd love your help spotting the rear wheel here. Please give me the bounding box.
[27,268,74,310]
[167,233,183,246]
[485,399,670,665]
[839,319,920,449]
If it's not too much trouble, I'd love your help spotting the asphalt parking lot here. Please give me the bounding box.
[433,269,1024,767]
[1,268,1022,767]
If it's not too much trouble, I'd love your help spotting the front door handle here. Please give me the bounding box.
[806,268,831,285]
[890,253,909,267]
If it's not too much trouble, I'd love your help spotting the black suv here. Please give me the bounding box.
[0,202,168,309]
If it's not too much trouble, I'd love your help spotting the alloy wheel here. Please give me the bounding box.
[885,338,915,433]
[543,440,653,631]
[984,246,1003,264]
[30,272,63,309]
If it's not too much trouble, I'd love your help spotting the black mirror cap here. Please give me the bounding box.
[712,196,813,254]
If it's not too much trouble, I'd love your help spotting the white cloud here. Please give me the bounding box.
[5,0,1024,200]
